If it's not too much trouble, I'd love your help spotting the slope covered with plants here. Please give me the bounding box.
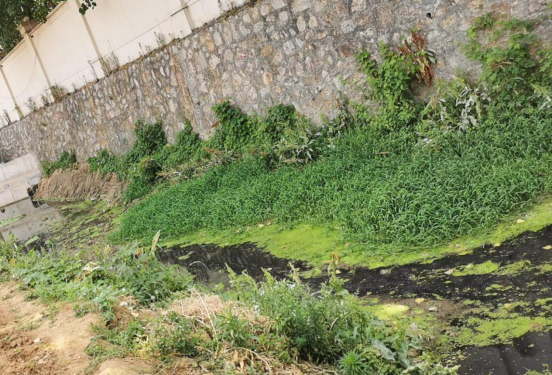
[76,16,552,251]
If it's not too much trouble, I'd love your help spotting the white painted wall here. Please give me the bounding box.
[33,0,101,101]
[0,0,248,128]
[83,0,191,66]
[1,41,49,122]
[0,74,17,126]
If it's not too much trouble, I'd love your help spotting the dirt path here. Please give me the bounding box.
[0,283,100,374]
[0,283,155,375]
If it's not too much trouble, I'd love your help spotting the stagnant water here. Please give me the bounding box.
[157,242,310,285]
[159,227,552,374]
[459,330,552,375]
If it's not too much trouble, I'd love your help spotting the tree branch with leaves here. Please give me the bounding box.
[0,0,97,57]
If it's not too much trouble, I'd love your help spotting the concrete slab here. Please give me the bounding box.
[0,154,40,184]
[2,224,33,242]
[0,169,41,207]
[0,189,16,208]
[0,201,23,222]
[0,204,60,242]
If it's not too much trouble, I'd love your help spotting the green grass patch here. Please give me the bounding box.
[112,21,552,258]
[158,195,552,268]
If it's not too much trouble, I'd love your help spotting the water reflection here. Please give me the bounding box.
[0,198,60,242]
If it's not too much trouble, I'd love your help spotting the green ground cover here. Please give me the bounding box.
[107,17,552,256]
[38,15,552,269]
[41,16,552,264]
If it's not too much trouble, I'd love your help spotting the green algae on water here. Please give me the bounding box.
[452,261,499,276]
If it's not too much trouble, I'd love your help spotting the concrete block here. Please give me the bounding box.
[0,201,22,222]
[9,185,31,202]
[27,174,41,186]
[0,190,15,208]
[1,223,33,242]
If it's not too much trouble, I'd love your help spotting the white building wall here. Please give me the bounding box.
[83,0,191,66]
[1,42,49,121]
[0,0,248,128]
[33,0,101,99]
[0,75,17,126]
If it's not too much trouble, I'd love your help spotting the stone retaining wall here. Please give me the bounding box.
[0,0,549,162]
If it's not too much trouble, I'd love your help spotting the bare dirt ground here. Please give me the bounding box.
[0,283,155,375]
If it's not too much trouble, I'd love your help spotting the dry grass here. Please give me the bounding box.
[166,289,336,375]
[168,288,270,334]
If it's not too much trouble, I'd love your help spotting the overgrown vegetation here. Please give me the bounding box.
[84,16,551,249]
[42,15,552,249]
[0,238,191,321]
[20,14,552,374]
[0,238,454,373]
[40,150,76,177]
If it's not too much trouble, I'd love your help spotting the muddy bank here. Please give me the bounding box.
[36,164,125,204]
[326,226,552,310]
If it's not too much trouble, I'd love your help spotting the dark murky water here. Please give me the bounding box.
[160,226,552,374]
[158,242,310,285]
[459,330,552,375]
[328,226,552,311]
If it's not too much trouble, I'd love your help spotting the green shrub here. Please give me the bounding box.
[258,104,298,143]
[150,313,199,357]
[227,270,435,373]
[339,351,370,375]
[463,14,538,94]
[126,120,167,164]
[156,120,204,169]
[88,149,125,176]
[123,158,161,202]
[41,150,77,177]
[209,101,254,151]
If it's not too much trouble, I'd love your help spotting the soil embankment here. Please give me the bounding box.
[35,164,125,204]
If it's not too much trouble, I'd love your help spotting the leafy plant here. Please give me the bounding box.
[41,150,77,177]
[123,158,161,202]
[210,101,254,152]
[339,350,369,375]
[126,120,167,164]
[463,13,538,94]
[227,270,438,373]
[88,149,125,176]
[156,120,204,169]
